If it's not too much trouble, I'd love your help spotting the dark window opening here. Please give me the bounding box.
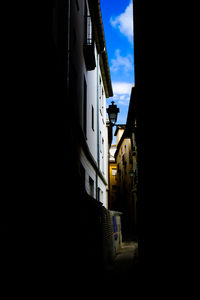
[83,76,87,137]
[92,105,94,131]
[89,177,94,198]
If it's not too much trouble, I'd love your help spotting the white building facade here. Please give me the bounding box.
[70,0,113,208]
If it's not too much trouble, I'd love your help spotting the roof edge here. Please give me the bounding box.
[88,0,113,97]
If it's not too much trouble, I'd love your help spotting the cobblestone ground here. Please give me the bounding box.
[104,242,138,280]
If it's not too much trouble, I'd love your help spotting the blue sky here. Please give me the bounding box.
[100,0,135,125]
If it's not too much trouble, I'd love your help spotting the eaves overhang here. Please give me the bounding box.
[114,124,126,136]
[88,0,113,98]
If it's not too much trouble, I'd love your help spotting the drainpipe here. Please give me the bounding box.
[96,53,100,201]
[107,126,110,209]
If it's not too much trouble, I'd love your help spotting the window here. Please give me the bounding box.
[84,1,92,45]
[112,168,117,176]
[83,0,96,70]
[98,187,101,202]
[83,76,87,137]
[89,177,94,197]
[101,190,103,202]
[92,105,94,131]
[101,88,105,123]
[102,138,104,174]
[100,131,102,152]
[129,151,133,163]
[102,88,104,111]
[122,154,126,166]
[117,163,121,173]
[112,185,117,191]
[99,76,102,115]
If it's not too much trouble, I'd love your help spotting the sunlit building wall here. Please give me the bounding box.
[70,0,113,208]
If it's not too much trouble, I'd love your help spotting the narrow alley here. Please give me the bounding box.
[4,1,195,297]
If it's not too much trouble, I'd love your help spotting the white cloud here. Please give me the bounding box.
[118,95,130,106]
[110,49,133,73]
[110,82,134,106]
[118,100,129,106]
[112,82,133,95]
[110,1,133,43]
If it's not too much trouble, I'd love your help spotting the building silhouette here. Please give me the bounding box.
[107,87,138,239]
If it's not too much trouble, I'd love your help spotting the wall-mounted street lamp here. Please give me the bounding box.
[106,101,120,125]
[106,101,119,209]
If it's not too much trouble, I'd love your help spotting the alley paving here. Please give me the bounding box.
[103,241,141,295]
[104,242,138,279]
[72,241,142,298]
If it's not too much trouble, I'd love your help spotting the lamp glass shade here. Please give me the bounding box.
[109,112,117,124]
[107,101,119,125]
